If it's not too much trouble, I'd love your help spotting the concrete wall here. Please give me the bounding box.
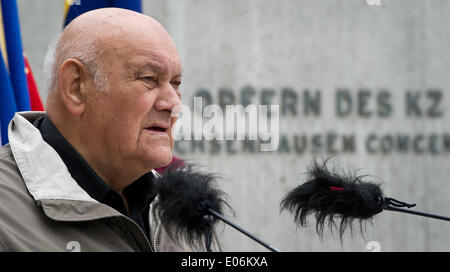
[18,0,450,251]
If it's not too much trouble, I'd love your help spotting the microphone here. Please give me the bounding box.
[153,164,281,252]
[280,159,450,239]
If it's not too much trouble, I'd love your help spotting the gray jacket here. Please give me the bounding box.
[0,112,195,252]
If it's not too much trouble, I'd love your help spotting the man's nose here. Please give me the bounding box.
[153,83,182,112]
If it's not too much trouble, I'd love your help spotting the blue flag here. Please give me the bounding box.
[64,0,142,27]
[0,0,31,145]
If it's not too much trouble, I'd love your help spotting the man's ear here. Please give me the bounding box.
[58,58,88,116]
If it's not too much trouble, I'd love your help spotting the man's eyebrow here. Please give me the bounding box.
[132,63,182,78]
[132,63,162,73]
[173,71,183,79]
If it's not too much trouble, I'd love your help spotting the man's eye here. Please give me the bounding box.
[139,76,156,83]
[171,80,181,88]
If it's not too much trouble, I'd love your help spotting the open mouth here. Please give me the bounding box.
[145,124,169,134]
[147,126,167,132]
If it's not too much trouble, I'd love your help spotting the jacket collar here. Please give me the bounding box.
[8,112,97,203]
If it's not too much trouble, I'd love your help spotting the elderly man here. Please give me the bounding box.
[0,8,192,251]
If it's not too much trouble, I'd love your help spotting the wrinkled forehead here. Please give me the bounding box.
[101,23,181,75]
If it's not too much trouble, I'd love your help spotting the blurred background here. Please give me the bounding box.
[12,0,450,251]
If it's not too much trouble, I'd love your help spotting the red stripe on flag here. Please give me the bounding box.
[24,55,44,111]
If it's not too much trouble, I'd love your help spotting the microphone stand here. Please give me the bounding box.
[384,206,450,222]
[207,208,281,252]
[381,197,450,222]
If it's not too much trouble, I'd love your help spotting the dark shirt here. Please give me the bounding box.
[33,115,157,241]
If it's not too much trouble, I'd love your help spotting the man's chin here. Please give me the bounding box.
[142,148,173,170]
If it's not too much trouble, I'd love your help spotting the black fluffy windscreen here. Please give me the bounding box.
[153,164,230,250]
[280,160,384,239]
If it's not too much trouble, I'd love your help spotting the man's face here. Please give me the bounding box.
[85,30,182,172]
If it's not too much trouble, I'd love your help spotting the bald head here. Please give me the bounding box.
[64,7,175,51]
[45,8,183,191]
[47,8,178,97]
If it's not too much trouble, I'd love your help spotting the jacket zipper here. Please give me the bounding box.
[152,220,161,252]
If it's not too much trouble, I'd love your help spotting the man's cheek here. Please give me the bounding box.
[169,116,178,148]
